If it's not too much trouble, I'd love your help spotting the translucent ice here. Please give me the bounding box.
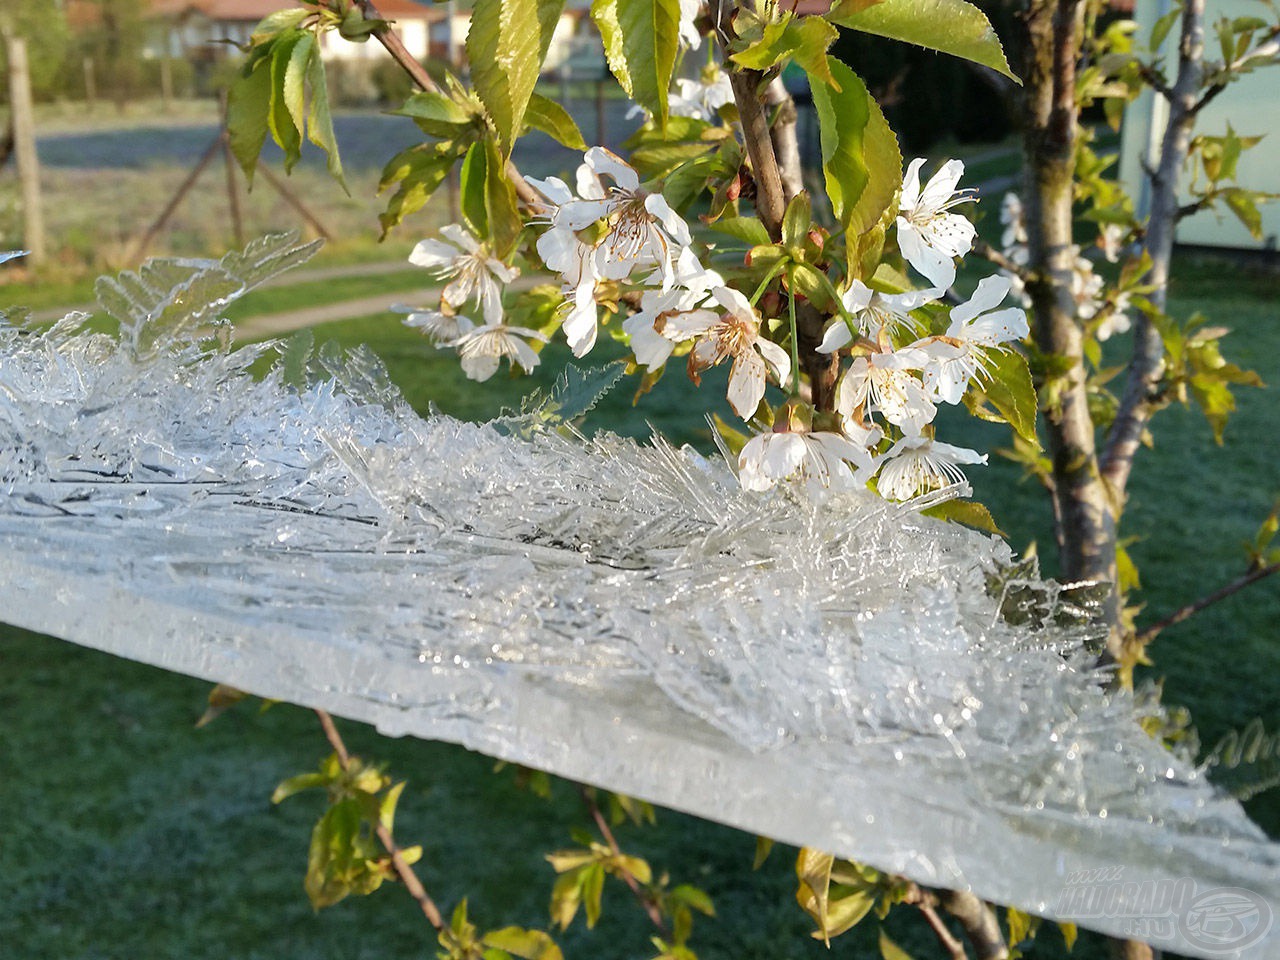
[0,235,1275,959]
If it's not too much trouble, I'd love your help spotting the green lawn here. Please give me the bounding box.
[1,255,1277,959]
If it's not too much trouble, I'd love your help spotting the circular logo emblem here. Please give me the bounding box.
[1178,887,1272,954]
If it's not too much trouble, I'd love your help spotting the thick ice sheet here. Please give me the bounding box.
[1,236,1275,958]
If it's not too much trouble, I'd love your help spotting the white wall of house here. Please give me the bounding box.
[1119,0,1280,249]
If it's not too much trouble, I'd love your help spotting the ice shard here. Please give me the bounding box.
[0,235,1275,959]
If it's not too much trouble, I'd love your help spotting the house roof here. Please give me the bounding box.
[147,1,440,21]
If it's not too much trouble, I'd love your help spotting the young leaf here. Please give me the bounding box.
[467,0,564,156]
[227,48,273,183]
[304,37,347,192]
[827,0,1018,82]
[879,929,915,960]
[270,30,307,171]
[731,15,841,89]
[808,57,901,236]
[524,94,588,150]
[972,348,1039,446]
[922,499,1005,536]
[484,137,523,258]
[592,0,681,127]
[378,142,460,236]
[460,141,491,239]
[710,216,773,247]
[483,927,564,960]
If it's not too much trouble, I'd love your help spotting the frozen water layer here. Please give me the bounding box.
[1,235,1276,958]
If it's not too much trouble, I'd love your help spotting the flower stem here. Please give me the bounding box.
[749,259,787,306]
[786,269,801,396]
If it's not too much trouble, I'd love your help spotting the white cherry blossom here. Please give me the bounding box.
[394,304,476,345]
[659,285,791,419]
[818,279,935,352]
[738,428,880,494]
[409,224,518,325]
[530,148,692,357]
[875,435,987,501]
[835,347,936,435]
[622,248,723,370]
[678,0,703,48]
[1000,191,1027,249]
[914,275,1029,404]
[670,71,734,121]
[897,158,977,292]
[453,324,548,382]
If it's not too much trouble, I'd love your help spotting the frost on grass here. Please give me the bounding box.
[1,235,1276,959]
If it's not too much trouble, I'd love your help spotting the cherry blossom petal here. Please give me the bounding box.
[726,349,767,418]
[755,337,792,391]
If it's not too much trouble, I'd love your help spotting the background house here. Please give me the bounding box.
[1118,0,1280,251]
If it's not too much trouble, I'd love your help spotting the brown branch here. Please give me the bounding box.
[903,884,967,960]
[314,709,446,931]
[1136,560,1280,645]
[717,4,786,238]
[972,238,1033,281]
[1100,0,1206,496]
[939,889,1009,960]
[578,786,670,936]
[356,0,541,208]
[763,76,803,202]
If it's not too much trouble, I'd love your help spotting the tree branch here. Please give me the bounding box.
[763,76,804,202]
[939,889,1009,960]
[902,884,967,960]
[717,4,787,238]
[972,238,1033,281]
[577,786,670,936]
[1100,0,1206,495]
[314,709,446,931]
[1136,560,1280,645]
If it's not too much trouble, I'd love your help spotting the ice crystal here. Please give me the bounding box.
[0,235,1275,959]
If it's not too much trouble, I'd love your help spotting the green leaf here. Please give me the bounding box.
[250,8,311,46]
[922,499,1005,536]
[467,0,563,155]
[879,929,916,960]
[1222,187,1264,239]
[271,771,328,804]
[591,0,681,127]
[396,91,474,125]
[582,862,606,928]
[304,37,347,191]
[483,927,564,960]
[484,137,522,258]
[378,142,459,237]
[711,216,773,247]
[524,93,587,150]
[752,836,775,869]
[782,193,813,252]
[227,49,273,184]
[972,348,1039,446]
[1058,921,1079,950]
[731,15,840,89]
[195,682,249,728]
[270,30,307,172]
[809,57,901,236]
[827,0,1018,82]
[1149,3,1182,50]
[460,141,490,238]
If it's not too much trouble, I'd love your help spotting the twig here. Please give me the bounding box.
[1136,561,1280,645]
[903,884,968,960]
[716,3,787,238]
[939,889,1010,960]
[972,238,1032,281]
[356,0,541,208]
[314,709,446,931]
[577,786,669,936]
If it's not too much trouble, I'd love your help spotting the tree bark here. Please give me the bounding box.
[1022,0,1120,635]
